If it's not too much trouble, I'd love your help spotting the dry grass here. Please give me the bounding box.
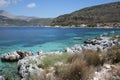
[55,59,93,80]
[67,53,84,63]
[83,50,102,66]
[107,45,120,63]
[67,50,102,66]
[27,70,46,80]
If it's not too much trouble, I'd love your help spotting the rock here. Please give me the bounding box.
[68,36,118,53]
[65,48,74,53]
[84,39,93,44]
[92,64,120,80]
[0,76,7,80]
[45,51,63,55]
[1,50,33,62]
[16,50,33,59]
[1,51,20,62]
[65,45,82,53]
[54,62,63,66]
[37,50,43,56]
[18,55,42,79]
[18,54,57,80]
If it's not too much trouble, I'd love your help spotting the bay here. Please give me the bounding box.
[0,27,120,80]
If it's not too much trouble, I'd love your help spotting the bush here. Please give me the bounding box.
[82,50,102,66]
[107,45,120,63]
[39,53,70,68]
[67,53,84,63]
[55,59,93,80]
[67,50,102,66]
[87,24,97,27]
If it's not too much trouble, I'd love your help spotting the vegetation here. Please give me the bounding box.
[36,50,102,80]
[38,53,70,68]
[0,18,53,26]
[55,59,93,80]
[67,50,102,66]
[87,24,97,27]
[82,50,102,66]
[107,45,120,63]
[23,44,120,80]
[52,2,120,27]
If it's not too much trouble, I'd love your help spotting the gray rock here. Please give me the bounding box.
[0,76,6,80]
[68,36,119,53]
[18,55,42,79]
[1,50,33,62]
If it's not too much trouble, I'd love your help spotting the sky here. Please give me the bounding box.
[0,0,120,18]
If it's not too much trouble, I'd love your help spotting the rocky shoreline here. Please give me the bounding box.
[1,50,33,62]
[65,35,119,53]
[0,34,120,80]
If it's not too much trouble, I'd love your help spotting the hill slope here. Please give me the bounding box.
[0,10,53,26]
[52,2,120,27]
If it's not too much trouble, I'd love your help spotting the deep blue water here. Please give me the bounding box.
[0,27,120,80]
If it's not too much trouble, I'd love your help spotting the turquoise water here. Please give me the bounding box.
[0,27,120,80]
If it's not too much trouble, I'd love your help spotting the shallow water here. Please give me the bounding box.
[0,27,120,80]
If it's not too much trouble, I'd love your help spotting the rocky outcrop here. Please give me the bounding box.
[16,50,33,59]
[65,36,119,53]
[18,55,41,78]
[18,55,56,80]
[92,64,120,80]
[1,50,33,62]
[0,76,7,80]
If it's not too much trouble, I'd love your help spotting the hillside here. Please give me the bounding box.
[0,10,53,26]
[52,2,120,27]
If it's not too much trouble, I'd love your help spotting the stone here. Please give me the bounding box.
[1,50,33,62]
[92,64,120,80]
[18,55,42,80]
[37,50,43,56]
[0,76,6,80]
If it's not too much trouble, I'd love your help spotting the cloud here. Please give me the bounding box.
[0,0,9,7]
[0,0,21,7]
[27,3,36,8]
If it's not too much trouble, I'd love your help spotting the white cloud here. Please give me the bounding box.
[0,0,9,7]
[27,3,36,8]
[0,0,21,7]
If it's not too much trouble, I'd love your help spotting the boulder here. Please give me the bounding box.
[1,51,20,62]
[37,50,43,56]
[18,54,57,80]
[0,76,7,80]
[18,55,42,79]
[16,50,33,59]
[92,64,120,80]
[1,50,33,62]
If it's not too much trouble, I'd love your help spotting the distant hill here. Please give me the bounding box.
[52,2,120,27]
[0,10,53,26]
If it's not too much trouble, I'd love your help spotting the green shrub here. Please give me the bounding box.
[39,53,70,68]
[87,24,97,27]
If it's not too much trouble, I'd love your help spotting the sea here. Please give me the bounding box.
[0,27,120,80]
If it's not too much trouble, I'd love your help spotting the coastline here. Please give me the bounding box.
[0,25,120,29]
[0,28,119,79]
[0,33,120,80]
